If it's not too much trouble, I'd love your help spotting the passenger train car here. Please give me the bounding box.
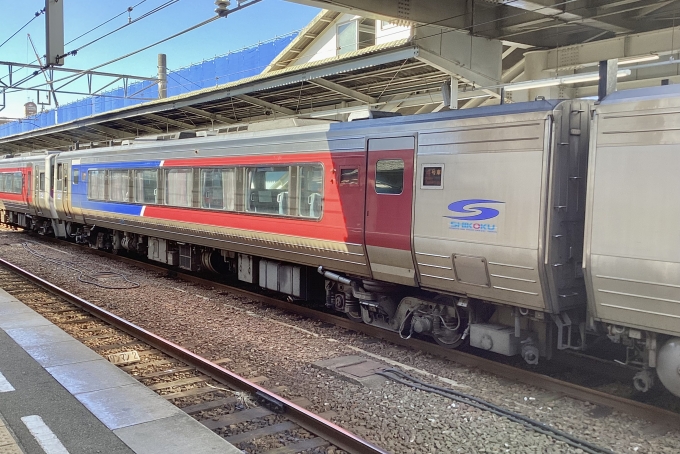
[1,85,678,398]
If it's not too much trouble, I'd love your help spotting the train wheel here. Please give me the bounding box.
[433,329,466,348]
[65,222,76,238]
[432,301,468,349]
[343,297,363,323]
[346,309,363,323]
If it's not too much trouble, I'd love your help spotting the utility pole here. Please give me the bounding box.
[45,0,64,66]
[158,54,167,99]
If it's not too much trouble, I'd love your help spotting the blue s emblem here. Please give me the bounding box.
[445,199,504,221]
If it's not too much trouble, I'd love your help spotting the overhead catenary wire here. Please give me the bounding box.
[0,8,45,51]
[376,368,617,454]
[61,0,181,59]
[65,0,150,46]
[20,0,263,94]
[7,15,220,94]
[0,0,155,86]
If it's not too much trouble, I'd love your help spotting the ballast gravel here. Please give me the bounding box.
[1,231,679,454]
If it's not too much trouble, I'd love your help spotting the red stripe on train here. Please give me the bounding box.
[162,152,336,167]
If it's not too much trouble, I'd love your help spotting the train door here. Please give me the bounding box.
[69,161,85,224]
[35,162,45,216]
[24,168,31,205]
[364,136,418,286]
[54,160,72,219]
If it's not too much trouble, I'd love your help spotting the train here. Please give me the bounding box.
[0,84,678,398]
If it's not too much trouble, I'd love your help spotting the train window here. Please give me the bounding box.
[88,170,106,200]
[134,169,158,204]
[298,164,323,218]
[165,169,193,207]
[108,170,130,202]
[247,166,290,215]
[56,164,63,191]
[12,172,22,194]
[72,169,79,185]
[200,168,235,210]
[375,159,404,195]
[421,165,443,189]
[39,173,45,192]
[340,168,359,185]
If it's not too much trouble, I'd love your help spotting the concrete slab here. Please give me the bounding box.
[5,324,75,348]
[114,414,242,454]
[23,339,104,368]
[0,300,36,317]
[77,383,183,430]
[0,330,134,454]
[0,310,52,330]
[0,288,20,302]
[313,355,387,388]
[46,359,138,394]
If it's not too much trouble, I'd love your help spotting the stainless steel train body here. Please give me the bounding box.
[0,85,678,397]
[584,86,680,395]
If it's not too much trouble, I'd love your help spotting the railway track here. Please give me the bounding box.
[33,235,680,429]
[4,233,680,451]
[0,258,389,454]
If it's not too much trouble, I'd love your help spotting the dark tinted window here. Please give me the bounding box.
[375,159,404,195]
[340,168,359,185]
[423,166,442,187]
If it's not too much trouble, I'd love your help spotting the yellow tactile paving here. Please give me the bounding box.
[0,420,23,454]
[0,425,14,446]
[0,444,23,454]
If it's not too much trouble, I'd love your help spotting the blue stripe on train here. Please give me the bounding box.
[78,200,144,216]
[76,160,162,169]
[71,161,161,216]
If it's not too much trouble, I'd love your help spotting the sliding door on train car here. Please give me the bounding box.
[34,163,45,217]
[364,136,418,286]
[54,161,73,219]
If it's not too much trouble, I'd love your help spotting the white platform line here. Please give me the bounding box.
[0,371,15,392]
[21,415,70,454]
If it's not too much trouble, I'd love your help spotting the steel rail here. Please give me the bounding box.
[0,258,390,454]
[69,248,680,429]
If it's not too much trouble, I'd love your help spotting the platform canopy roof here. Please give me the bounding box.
[290,0,680,48]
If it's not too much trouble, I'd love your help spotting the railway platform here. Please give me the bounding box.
[0,288,241,454]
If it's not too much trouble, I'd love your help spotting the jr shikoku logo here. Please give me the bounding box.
[444,199,503,233]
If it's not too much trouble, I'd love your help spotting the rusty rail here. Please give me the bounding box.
[0,258,390,454]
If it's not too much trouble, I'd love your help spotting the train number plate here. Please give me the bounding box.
[107,350,141,365]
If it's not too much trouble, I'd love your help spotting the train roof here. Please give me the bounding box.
[328,99,564,132]
[599,84,680,105]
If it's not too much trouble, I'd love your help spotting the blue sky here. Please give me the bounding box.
[0,0,320,119]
